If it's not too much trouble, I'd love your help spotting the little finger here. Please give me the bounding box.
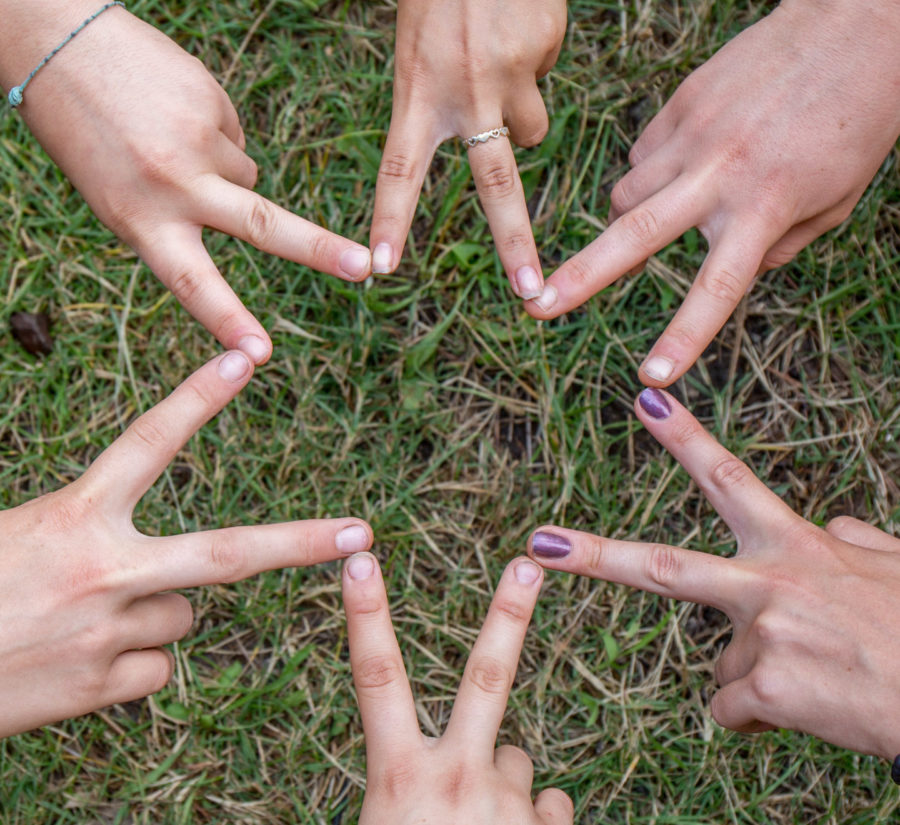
[493,744,534,792]
[534,788,575,824]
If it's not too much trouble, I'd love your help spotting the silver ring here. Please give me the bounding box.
[462,126,509,149]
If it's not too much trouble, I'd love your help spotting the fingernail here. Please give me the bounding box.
[642,355,674,382]
[340,246,372,280]
[532,284,558,312]
[237,335,269,365]
[515,559,541,584]
[531,531,571,559]
[638,387,671,420]
[372,243,393,274]
[336,524,371,555]
[347,552,375,580]
[217,351,252,382]
[516,266,543,300]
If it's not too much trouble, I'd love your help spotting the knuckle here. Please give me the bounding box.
[667,417,699,450]
[185,379,217,412]
[207,535,246,582]
[128,414,169,452]
[645,544,682,590]
[559,254,594,287]
[476,162,518,200]
[134,146,182,187]
[619,207,660,250]
[466,655,511,696]
[353,653,406,691]
[74,622,118,660]
[498,231,532,255]
[705,457,752,497]
[244,198,280,250]
[700,267,746,305]
[492,595,530,624]
[168,269,203,305]
[439,762,476,804]
[373,761,418,800]
[582,538,607,577]
[747,665,785,709]
[304,231,333,267]
[378,152,417,184]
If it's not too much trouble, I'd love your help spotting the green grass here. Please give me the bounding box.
[1,1,898,822]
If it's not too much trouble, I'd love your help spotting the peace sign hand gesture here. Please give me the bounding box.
[0,352,373,738]
[342,553,573,824]
[529,389,900,760]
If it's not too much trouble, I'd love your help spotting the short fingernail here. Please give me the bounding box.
[217,351,252,382]
[532,284,558,312]
[372,243,393,274]
[638,387,671,420]
[516,266,543,300]
[642,355,674,382]
[336,524,371,555]
[514,558,541,584]
[531,531,571,559]
[340,246,372,280]
[237,335,269,365]
[347,552,375,580]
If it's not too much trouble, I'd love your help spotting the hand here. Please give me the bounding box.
[370,0,567,300]
[0,350,373,738]
[342,553,573,824]
[526,0,900,386]
[528,388,900,760]
[0,2,372,364]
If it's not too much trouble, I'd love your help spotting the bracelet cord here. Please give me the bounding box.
[7,2,126,108]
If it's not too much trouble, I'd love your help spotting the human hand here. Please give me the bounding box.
[0,2,372,364]
[528,388,900,760]
[526,0,900,386]
[0,350,373,738]
[342,553,573,824]
[370,0,567,300]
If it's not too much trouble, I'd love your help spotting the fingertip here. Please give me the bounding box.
[636,387,672,421]
[345,551,378,582]
[236,334,272,366]
[514,265,544,300]
[529,529,573,562]
[525,283,558,316]
[336,521,374,556]
[216,350,254,383]
[339,245,373,281]
[372,242,395,274]
[639,354,677,386]
[513,557,543,586]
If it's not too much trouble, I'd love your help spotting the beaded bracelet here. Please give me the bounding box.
[7,2,126,108]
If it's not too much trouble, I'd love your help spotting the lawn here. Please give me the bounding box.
[1,1,898,822]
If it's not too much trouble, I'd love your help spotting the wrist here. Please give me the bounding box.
[0,1,122,96]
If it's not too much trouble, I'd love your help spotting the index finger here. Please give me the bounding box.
[342,552,422,763]
[445,557,543,754]
[527,526,747,617]
[525,178,707,318]
[467,133,545,300]
[82,351,254,512]
[198,178,372,283]
[634,388,799,546]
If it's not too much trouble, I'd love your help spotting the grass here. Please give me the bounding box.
[1,0,898,822]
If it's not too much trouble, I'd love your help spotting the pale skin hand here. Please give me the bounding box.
[526,0,900,386]
[0,1,372,364]
[0,351,374,738]
[342,553,573,824]
[371,0,567,300]
[529,389,900,760]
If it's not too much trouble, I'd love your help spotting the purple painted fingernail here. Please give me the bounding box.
[638,388,671,420]
[531,531,571,559]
